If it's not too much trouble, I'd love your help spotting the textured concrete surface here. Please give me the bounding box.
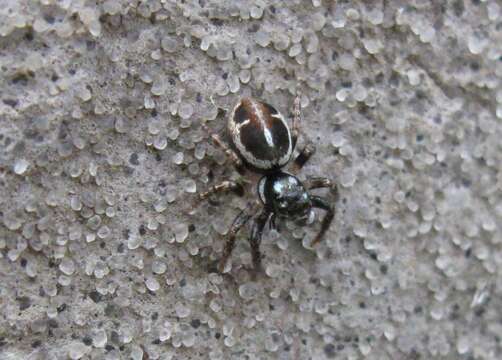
[1,1,502,359]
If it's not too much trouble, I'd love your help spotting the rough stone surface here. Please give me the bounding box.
[1,1,501,359]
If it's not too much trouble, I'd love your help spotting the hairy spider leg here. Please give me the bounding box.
[218,203,258,272]
[309,193,337,246]
[249,209,271,271]
[290,91,316,171]
[199,180,244,201]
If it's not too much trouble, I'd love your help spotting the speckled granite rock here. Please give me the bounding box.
[1,1,501,359]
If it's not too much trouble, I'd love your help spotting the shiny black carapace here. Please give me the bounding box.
[201,93,338,273]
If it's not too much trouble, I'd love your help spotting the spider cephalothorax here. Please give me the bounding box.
[200,94,339,273]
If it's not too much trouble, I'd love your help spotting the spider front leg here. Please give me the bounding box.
[309,194,336,246]
[304,177,335,191]
[249,209,271,271]
[199,180,244,201]
[291,91,302,149]
[290,91,316,170]
[218,203,257,273]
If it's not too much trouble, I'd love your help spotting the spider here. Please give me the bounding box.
[200,93,338,273]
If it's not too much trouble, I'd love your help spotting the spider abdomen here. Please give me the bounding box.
[228,98,292,171]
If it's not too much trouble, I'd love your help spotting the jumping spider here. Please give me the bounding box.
[200,93,338,273]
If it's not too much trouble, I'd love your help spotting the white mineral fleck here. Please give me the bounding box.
[145,276,160,292]
[59,258,75,275]
[92,328,107,348]
[13,159,29,175]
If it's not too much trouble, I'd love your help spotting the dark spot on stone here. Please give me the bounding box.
[24,30,34,41]
[414,306,423,314]
[453,0,465,16]
[31,340,41,348]
[152,339,161,345]
[57,303,67,313]
[48,319,58,328]
[139,224,146,236]
[179,278,186,287]
[210,18,224,26]
[337,344,345,351]
[222,72,228,80]
[470,61,480,71]
[215,332,221,339]
[151,312,159,320]
[105,344,115,351]
[248,23,260,33]
[110,331,120,344]
[196,93,202,103]
[465,248,471,258]
[0,338,6,347]
[155,151,162,162]
[89,291,102,303]
[359,301,366,309]
[151,109,158,117]
[389,72,400,87]
[86,40,96,50]
[301,339,307,345]
[380,264,388,274]
[341,81,352,88]
[51,73,59,82]
[104,303,123,318]
[190,319,201,328]
[169,77,176,85]
[188,224,195,232]
[43,14,55,24]
[324,344,336,358]
[375,72,385,84]
[269,5,276,14]
[416,134,424,142]
[20,258,27,267]
[17,296,31,311]
[3,99,18,107]
[12,73,29,85]
[475,307,485,317]
[82,336,92,346]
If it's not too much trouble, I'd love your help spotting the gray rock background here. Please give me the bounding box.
[1,0,502,359]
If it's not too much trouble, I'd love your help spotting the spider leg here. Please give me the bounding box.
[288,91,317,171]
[291,91,302,149]
[199,180,244,201]
[304,177,335,191]
[293,143,316,170]
[218,203,258,273]
[249,209,271,271]
[309,194,336,246]
[204,125,244,172]
[268,213,280,232]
